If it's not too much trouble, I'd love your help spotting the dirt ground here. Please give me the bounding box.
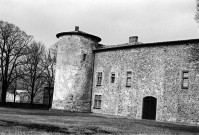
[0,107,198,135]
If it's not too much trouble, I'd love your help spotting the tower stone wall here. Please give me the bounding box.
[52,30,100,112]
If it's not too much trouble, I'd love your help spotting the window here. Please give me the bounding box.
[126,71,132,87]
[94,95,102,109]
[182,71,189,89]
[70,95,73,101]
[111,72,115,83]
[97,72,102,86]
[83,54,87,61]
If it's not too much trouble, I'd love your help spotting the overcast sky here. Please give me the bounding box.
[0,0,198,47]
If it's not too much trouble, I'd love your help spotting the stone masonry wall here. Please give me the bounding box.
[52,35,97,112]
[92,43,199,125]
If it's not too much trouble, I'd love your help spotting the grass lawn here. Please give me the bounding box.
[0,107,198,134]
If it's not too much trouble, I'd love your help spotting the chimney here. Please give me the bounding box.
[75,26,79,31]
[129,36,138,43]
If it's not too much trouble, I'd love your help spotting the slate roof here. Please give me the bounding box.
[56,30,101,42]
[94,38,199,52]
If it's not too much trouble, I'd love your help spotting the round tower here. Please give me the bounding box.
[52,26,101,112]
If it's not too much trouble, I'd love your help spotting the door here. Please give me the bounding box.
[142,96,157,120]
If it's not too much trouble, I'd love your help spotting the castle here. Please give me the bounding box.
[52,26,199,125]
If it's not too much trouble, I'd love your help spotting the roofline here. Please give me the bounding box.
[93,38,199,52]
[56,31,101,42]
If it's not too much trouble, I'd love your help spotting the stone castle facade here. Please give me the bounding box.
[52,26,199,125]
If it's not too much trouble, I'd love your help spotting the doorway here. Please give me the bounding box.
[142,96,157,120]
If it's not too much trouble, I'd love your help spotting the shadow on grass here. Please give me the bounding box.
[0,107,105,118]
[0,120,113,134]
[0,107,199,134]
[129,119,199,133]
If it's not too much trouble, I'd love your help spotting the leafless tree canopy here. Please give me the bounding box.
[0,20,57,105]
[196,0,199,22]
[20,41,46,105]
[42,43,57,88]
[0,21,32,103]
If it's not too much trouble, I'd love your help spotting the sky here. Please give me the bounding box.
[0,0,198,48]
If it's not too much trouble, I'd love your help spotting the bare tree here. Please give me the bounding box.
[196,0,199,22]
[42,45,57,107]
[43,45,57,87]
[20,41,45,105]
[0,21,32,103]
[7,66,22,103]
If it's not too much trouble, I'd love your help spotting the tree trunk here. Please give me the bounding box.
[30,80,35,107]
[14,67,17,103]
[1,82,8,105]
[30,88,34,107]
[48,85,51,109]
[13,88,16,103]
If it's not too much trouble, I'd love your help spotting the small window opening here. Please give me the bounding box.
[111,72,115,83]
[182,71,189,89]
[94,95,102,109]
[97,72,102,86]
[70,95,73,101]
[83,54,87,61]
[126,71,132,87]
